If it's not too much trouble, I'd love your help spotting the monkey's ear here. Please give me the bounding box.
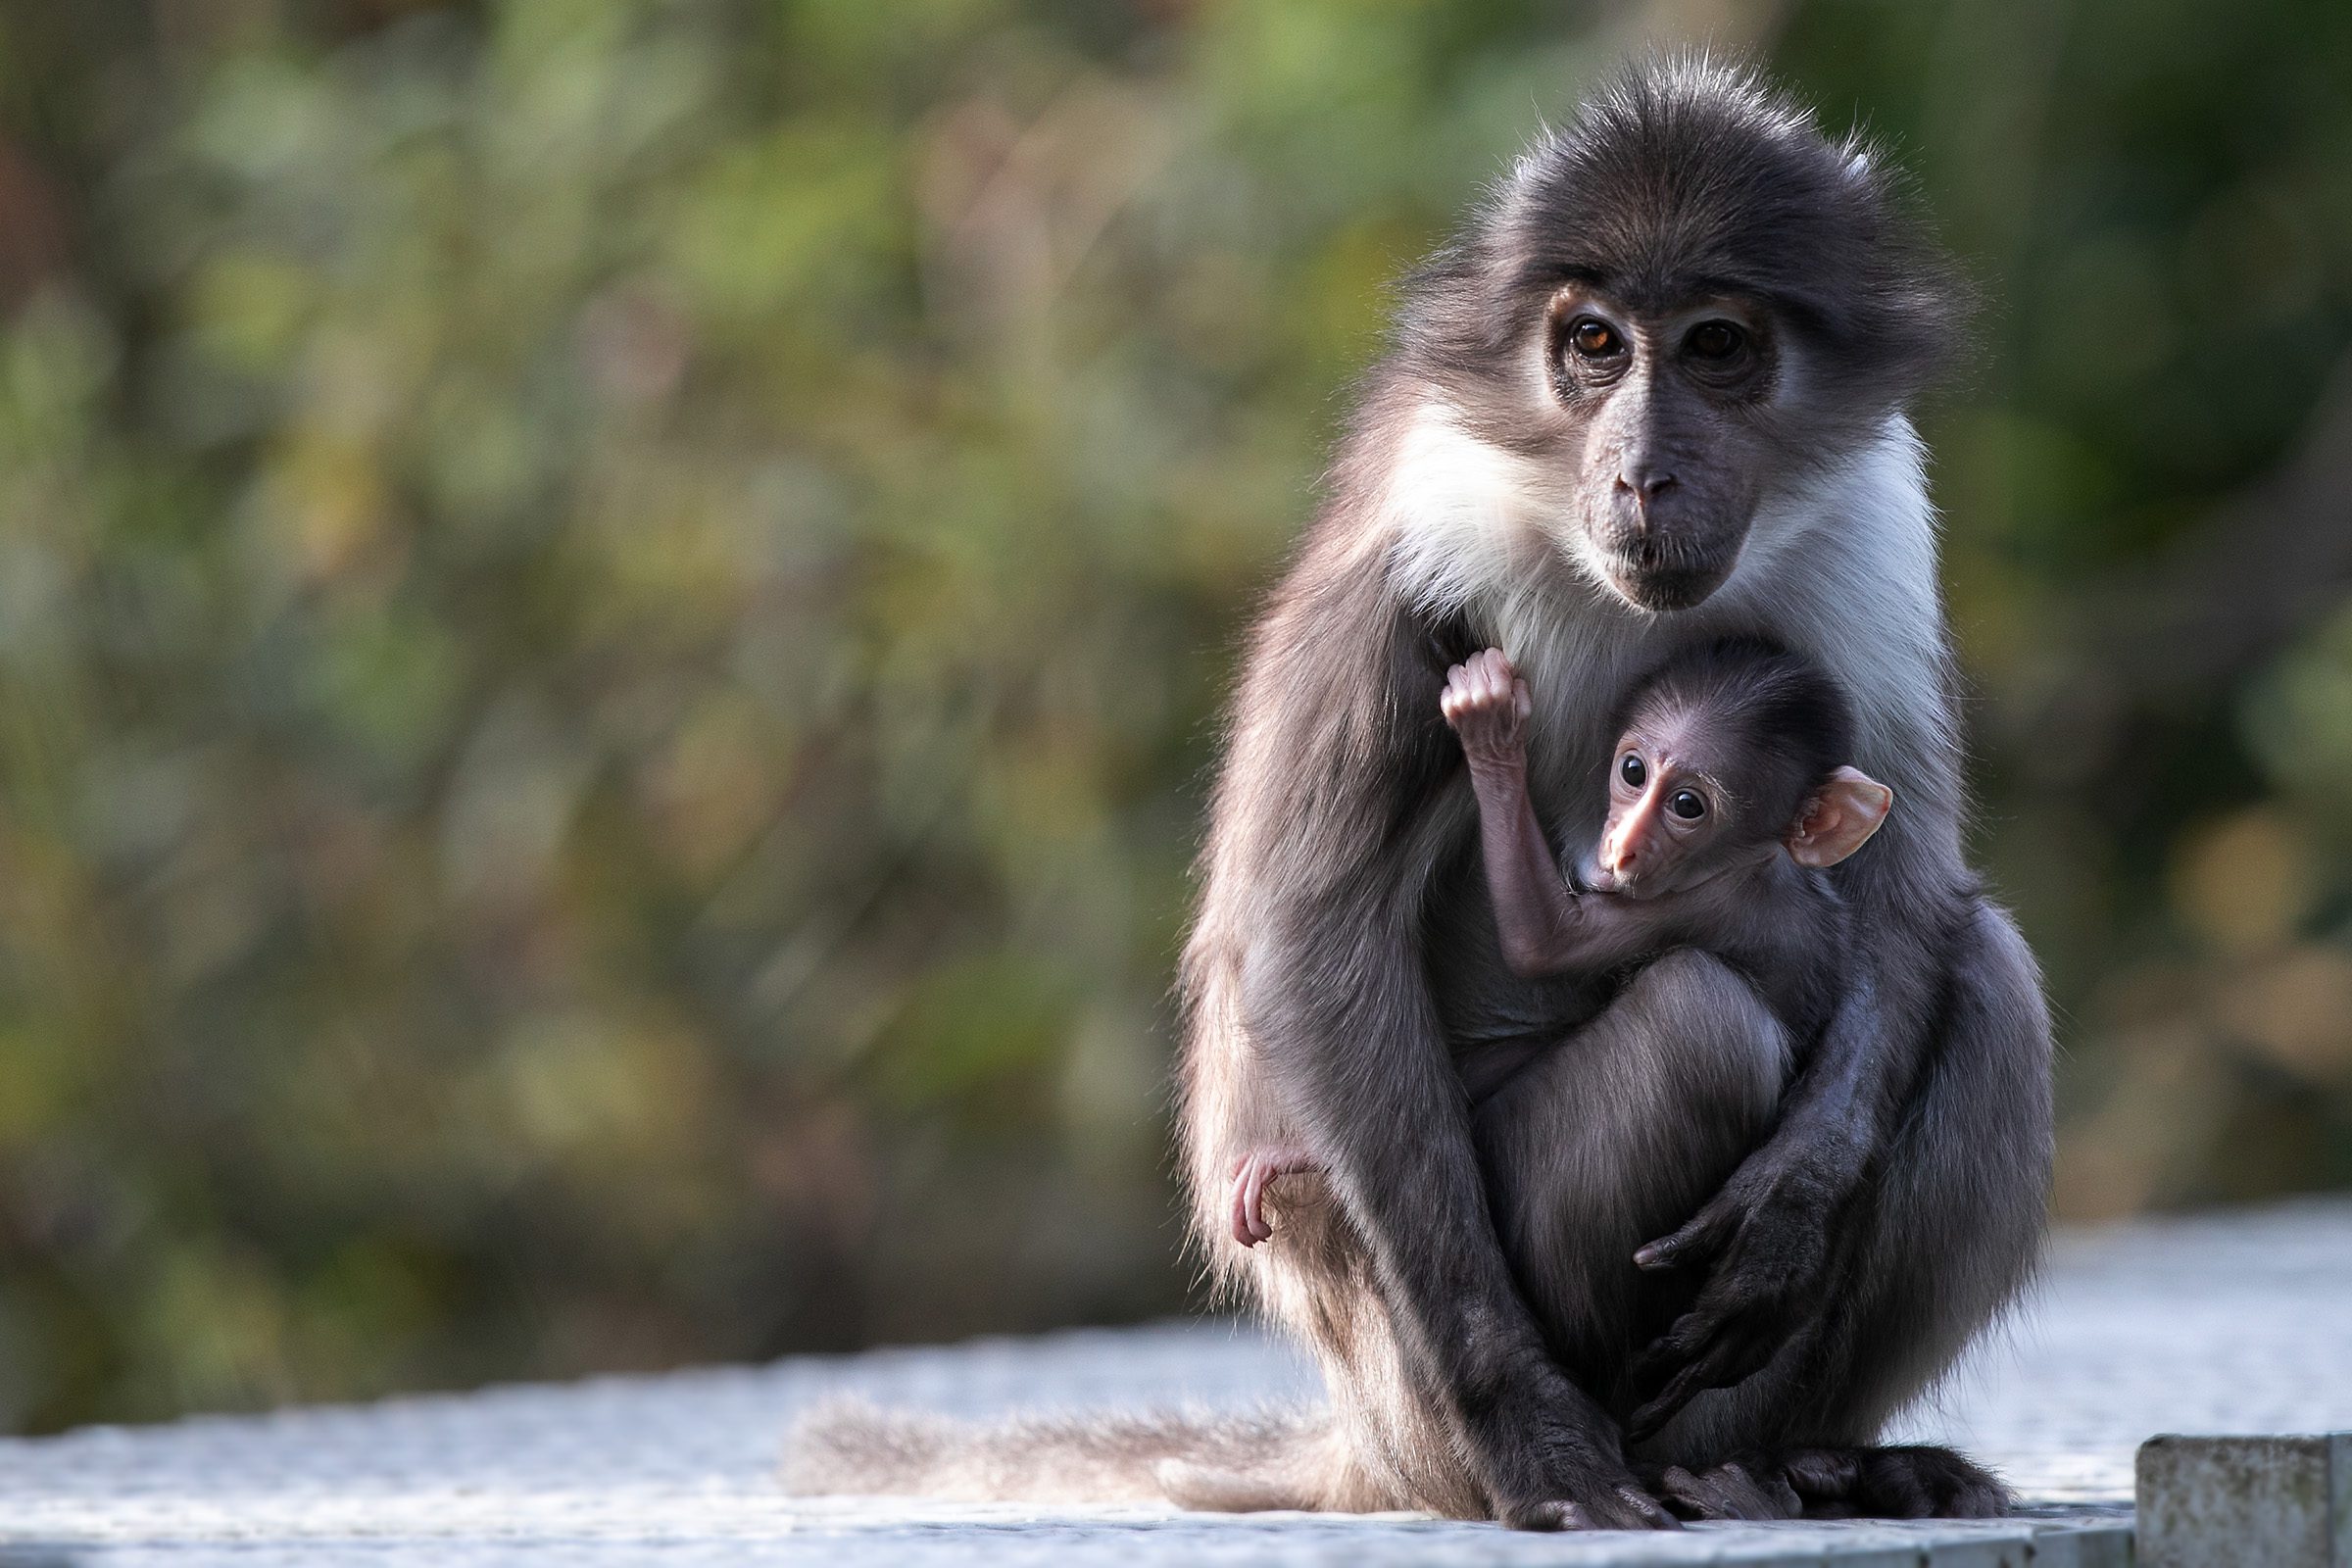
[1787,766,1893,868]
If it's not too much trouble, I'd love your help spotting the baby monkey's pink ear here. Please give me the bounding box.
[1786,766,1894,868]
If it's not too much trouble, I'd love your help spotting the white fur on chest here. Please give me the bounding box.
[1383,403,1954,834]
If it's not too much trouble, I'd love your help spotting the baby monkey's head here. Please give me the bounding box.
[1589,638,1893,898]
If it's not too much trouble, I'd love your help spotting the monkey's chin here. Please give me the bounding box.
[1599,560,1735,613]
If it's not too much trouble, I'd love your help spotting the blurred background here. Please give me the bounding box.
[0,0,2348,1434]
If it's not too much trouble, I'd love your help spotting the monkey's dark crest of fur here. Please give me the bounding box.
[781,54,2049,1531]
[1402,57,1971,455]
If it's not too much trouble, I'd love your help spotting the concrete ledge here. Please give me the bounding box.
[2139,1433,2352,1567]
[0,1200,2350,1562]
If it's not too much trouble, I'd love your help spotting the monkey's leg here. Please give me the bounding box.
[1226,1164,1489,1517]
[1651,900,2052,1519]
[1471,951,1789,1417]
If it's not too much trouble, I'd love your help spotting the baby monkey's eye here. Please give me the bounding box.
[1667,788,1707,820]
[1619,753,1646,788]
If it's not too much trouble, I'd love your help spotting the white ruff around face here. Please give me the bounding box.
[1383,403,1952,828]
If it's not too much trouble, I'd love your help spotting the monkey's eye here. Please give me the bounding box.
[1667,788,1707,820]
[1568,317,1624,360]
[1619,753,1646,789]
[1686,320,1745,361]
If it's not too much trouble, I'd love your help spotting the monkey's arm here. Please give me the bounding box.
[1194,557,1671,1531]
[1443,649,1669,979]
[1467,759,1661,979]
[1625,933,1902,1438]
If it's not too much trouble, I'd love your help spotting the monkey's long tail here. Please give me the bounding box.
[779,1396,1356,1512]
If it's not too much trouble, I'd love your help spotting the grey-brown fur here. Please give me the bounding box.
[783,1396,1351,1509]
[782,56,2051,1530]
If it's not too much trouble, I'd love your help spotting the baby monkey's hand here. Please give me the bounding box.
[1229,1145,1319,1248]
[1441,648,1534,769]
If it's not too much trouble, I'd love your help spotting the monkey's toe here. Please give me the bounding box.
[1498,1486,1677,1532]
[1655,1459,1800,1521]
[1782,1445,2011,1519]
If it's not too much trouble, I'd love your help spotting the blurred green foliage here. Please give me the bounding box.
[1,0,2350,1432]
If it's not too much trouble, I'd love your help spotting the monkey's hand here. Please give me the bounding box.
[1622,1152,1849,1441]
[1470,1354,1681,1531]
[1439,648,1533,771]
[1226,1145,1318,1248]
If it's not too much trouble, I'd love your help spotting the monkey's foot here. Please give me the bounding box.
[1649,1458,1800,1521]
[1777,1445,2010,1519]
[1652,1446,2007,1521]
[1478,1373,1680,1532]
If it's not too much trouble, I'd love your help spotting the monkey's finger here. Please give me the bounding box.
[1634,1202,1737,1270]
[1658,1461,1792,1522]
[1229,1181,1259,1248]
[1512,679,1532,722]
[1498,1501,1565,1532]
[1243,1159,1277,1243]
[1484,656,1514,702]
[1782,1447,1861,1502]
[1232,1162,1274,1246]
[1615,1487,1681,1530]
[1627,1343,1744,1441]
[1628,1316,1722,1402]
[1629,1314,1774,1437]
[1466,653,1501,701]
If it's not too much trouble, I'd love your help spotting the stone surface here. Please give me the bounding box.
[0,1198,2348,1564]
[2137,1433,2352,1568]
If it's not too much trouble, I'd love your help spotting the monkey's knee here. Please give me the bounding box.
[1620,950,1788,1110]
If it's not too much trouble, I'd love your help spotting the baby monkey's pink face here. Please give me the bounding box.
[1588,706,1893,898]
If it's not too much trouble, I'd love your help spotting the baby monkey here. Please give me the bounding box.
[1230,637,1894,1249]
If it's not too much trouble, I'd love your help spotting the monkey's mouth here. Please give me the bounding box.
[1578,859,1644,900]
[1590,533,1738,612]
[1600,553,1735,612]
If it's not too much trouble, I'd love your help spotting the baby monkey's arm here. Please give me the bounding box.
[1441,651,1661,979]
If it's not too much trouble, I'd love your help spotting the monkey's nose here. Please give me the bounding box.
[1616,466,1678,502]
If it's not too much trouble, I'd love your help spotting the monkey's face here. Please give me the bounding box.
[1543,288,1780,613]
[1587,697,1816,896]
[1589,713,1751,897]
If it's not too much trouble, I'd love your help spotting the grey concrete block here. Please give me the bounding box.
[2138,1433,2352,1567]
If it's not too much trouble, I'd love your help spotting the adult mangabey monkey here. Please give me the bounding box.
[1180,57,2049,1529]
[781,57,2050,1528]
